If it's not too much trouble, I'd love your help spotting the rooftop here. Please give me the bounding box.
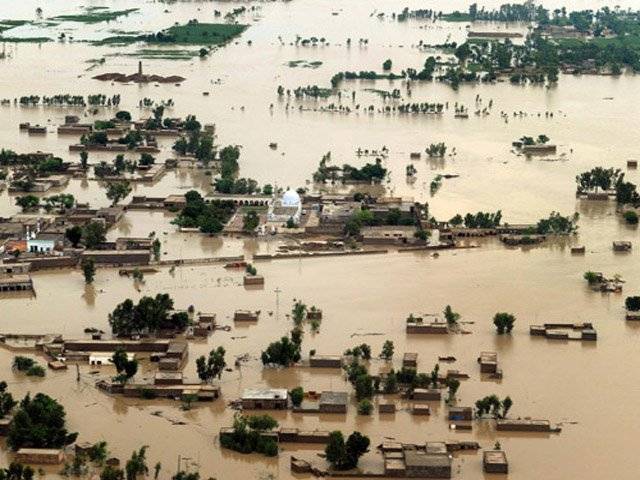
[320,391,348,405]
[404,451,451,468]
[242,388,288,400]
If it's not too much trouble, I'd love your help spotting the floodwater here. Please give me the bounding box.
[1,0,640,478]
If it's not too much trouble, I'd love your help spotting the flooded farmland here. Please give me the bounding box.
[1,0,640,479]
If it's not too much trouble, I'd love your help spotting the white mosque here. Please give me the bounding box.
[267,189,302,224]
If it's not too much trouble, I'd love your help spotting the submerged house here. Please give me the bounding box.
[241,388,289,410]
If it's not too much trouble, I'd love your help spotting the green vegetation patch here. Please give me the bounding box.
[147,22,247,45]
[93,23,247,48]
[0,36,52,43]
[91,35,142,46]
[51,8,139,24]
[440,12,472,22]
[0,20,30,33]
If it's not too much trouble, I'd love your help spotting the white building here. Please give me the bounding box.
[267,189,302,224]
[27,233,62,253]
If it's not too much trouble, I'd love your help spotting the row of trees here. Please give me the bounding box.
[449,211,503,229]
[475,394,513,418]
[313,152,387,184]
[15,193,75,212]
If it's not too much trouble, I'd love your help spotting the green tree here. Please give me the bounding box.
[0,463,35,480]
[152,239,161,261]
[220,414,279,456]
[81,258,95,284]
[125,447,148,480]
[15,195,40,212]
[382,370,398,393]
[87,441,108,465]
[584,271,600,284]
[83,221,106,249]
[139,153,155,167]
[291,301,307,326]
[0,381,17,419]
[289,387,304,407]
[623,211,639,224]
[626,296,640,311]
[7,393,78,450]
[444,305,460,326]
[382,59,392,70]
[115,111,132,122]
[242,210,260,233]
[326,431,370,470]
[455,42,472,63]
[357,399,372,415]
[195,347,226,383]
[380,340,394,360]
[261,335,301,366]
[325,431,347,469]
[65,226,83,247]
[354,374,374,400]
[501,396,513,418]
[101,466,124,480]
[108,294,179,336]
[106,181,132,206]
[344,217,362,237]
[112,348,138,384]
[12,356,35,372]
[493,312,516,334]
[446,377,460,401]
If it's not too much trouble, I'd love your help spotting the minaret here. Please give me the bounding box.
[138,61,143,76]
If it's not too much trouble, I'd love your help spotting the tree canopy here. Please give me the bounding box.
[108,294,187,336]
[7,393,78,450]
[325,431,370,470]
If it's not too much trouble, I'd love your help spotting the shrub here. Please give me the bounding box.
[289,387,304,407]
[26,365,45,377]
[623,210,639,224]
[493,312,516,334]
[626,296,640,311]
[357,399,373,415]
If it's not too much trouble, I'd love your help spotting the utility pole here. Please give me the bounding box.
[274,287,281,322]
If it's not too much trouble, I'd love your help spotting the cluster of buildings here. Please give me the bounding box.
[530,322,597,341]
[129,191,425,243]
[0,205,160,271]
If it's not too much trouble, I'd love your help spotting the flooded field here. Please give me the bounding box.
[1,0,640,479]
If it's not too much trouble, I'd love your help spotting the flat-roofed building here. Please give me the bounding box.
[242,388,289,410]
[319,391,348,413]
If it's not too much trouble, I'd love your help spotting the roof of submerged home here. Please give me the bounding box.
[320,391,348,405]
[242,388,288,400]
[404,451,451,468]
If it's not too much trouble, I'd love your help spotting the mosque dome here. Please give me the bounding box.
[281,189,301,207]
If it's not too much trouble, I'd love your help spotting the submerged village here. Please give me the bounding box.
[2,0,640,479]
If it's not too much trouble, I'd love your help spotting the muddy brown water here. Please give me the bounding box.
[1,0,640,478]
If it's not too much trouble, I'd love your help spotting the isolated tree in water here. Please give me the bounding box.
[196,347,226,383]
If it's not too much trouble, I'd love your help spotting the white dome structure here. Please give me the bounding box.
[267,189,303,226]
[281,189,301,207]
